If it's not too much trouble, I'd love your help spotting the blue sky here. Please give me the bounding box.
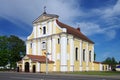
[0,0,120,62]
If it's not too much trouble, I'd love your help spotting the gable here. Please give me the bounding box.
[33,13,59,24]
[23,55,30,60]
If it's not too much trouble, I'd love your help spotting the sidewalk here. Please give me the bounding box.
[1,71,120,79]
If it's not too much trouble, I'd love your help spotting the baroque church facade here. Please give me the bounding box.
[17,11,108,72]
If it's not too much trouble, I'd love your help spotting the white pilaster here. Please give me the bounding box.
[53,20,56,34]
[32,40,36,55]
[29,60,32,72]
[22,60,25,72]
[92,44,94,70]
[79,40,82,71]
[33,26,37,38]
[48,21,52,35]
[69,36,74,71]
[36,62,40,72]
[100,63,102,71]
[38,39,42,55]
[48,37,52,60]
[92,45,94,62]
[52,37,56,71]
[38,25,41,37]
[60,34,67,72]
[26,41,29,54]
[86,42,89,71]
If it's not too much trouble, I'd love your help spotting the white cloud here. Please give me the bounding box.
[77,22,118,40]
[45,0,83,23]
[0,0,82,26]
[0,0,119,41]
[105,30,116,40]
[103,0,120,18]
[75,0,120,40]
[77,22,103,35]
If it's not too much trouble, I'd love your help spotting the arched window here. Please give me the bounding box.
[30,42,32,48]
[43,26,46,34]
[75,47,78,61]
[89,51,91,62]
[83,49,85,61]
[58,38,60,44]
[42,42,46,49]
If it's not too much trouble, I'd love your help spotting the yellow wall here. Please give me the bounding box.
[41,63,53,72]
[82,62,86,71]
[28,33,34,40]
[56,26,62,34]
[88,44,93,50]
[67,44,70,54]
[56,60,60,71]
[56,44,60,54]
[88,62,92,71]
[94,63,100,71]
[74,61,79,71]
[82,41,86,49]
[36,40,38,55]
[67,60,70,71]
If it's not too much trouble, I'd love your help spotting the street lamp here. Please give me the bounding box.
[46,52,50,75]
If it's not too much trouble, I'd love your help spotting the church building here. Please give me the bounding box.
[17,10,108,72]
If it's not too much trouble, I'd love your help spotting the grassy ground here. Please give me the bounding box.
[68,71,120,76]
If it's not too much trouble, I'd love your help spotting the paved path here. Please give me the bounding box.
[0,71,120,80]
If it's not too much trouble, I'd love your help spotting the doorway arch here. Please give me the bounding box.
[25,62,29,72]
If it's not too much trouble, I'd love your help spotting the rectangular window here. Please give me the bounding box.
[83,49,85,61]
[58,38,60,44]
[43,26,46,34]
[67,39,69,44]
[89,51,91,62]
[75,48,78,61]
[42,42,46,49]
[30,42,32,48]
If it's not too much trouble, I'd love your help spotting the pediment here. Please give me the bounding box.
[33,13,59,23]
[23,55,30,60]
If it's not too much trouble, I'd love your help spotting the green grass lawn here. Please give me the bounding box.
[68,71,120,76]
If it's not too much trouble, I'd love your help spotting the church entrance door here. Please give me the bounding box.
[25,62,29,72]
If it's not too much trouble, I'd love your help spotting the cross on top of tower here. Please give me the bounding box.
[43,6,47,14]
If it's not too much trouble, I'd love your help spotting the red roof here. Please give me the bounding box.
[93,61,101,64]
[26,55,54,63]
[56,20,94,43]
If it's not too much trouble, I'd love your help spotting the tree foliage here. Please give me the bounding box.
[102,57,118,70]
[0,36,9,67]
[94,53,96,61]
[0,35,25,69]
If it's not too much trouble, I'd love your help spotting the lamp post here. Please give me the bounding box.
[46,52,50,75]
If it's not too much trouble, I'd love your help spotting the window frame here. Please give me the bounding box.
[43,26,46,34]
[75,47,78,61]
[89,51,91,62]
[83,49,85,61]
[42,42,46,50]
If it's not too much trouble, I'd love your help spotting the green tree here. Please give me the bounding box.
[8,35,26,69]
[102,57,118,70]
[0,36,9,67]
[0,35,26,69]
[94,53,96,61]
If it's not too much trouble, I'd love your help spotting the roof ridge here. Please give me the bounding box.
[56,20,94,43]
